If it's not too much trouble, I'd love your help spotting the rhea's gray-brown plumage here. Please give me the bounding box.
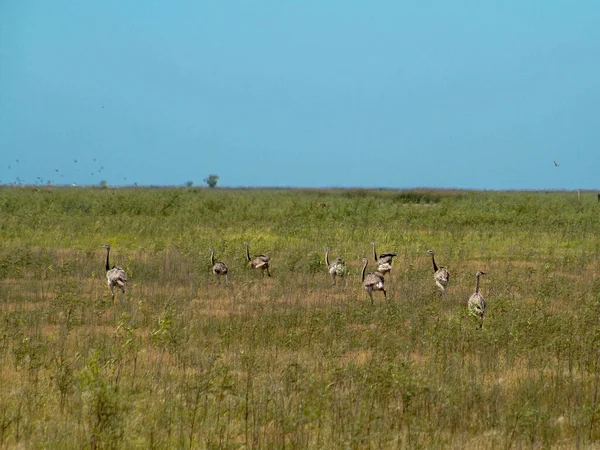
[244,241,271,277]
[370,241,397,275]
[361,258,386,305]
[325,246,345,285]
[468,270,487,329]
[426,250,450,295]
[210,247,229,284]
[101,244,128,300]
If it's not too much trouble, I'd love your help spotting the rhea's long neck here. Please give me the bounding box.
[431,253,438,272]
[105,249,110,272]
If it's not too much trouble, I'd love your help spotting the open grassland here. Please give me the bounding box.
[1,186,600,448]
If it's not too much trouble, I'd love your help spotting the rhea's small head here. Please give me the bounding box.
[426,249,435,255]
[362,257,368,265]
[243,241,249,247]
[325,246,330,251]
[370,241,375,246]
[476,270,486,277]
[209,247,214,252]
[102,244,111,250]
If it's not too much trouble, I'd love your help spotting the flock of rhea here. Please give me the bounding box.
[102,241,488,328]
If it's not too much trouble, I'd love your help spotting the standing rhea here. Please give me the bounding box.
[468,271,487,329]
[426,250,450,295]
[244,241,271,277]
[209,247,229,285]
[325,246,345,285]
[101,244,128,300]
[370,241,397,275]
[361,258,386,305]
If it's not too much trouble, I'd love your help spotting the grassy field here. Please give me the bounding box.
[1,186,600,448]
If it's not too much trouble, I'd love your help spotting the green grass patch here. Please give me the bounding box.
[0,186,599,447]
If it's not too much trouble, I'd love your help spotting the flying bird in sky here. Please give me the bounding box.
[554,161,559,167]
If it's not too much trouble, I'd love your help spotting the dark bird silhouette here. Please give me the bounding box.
[554,161,559,167]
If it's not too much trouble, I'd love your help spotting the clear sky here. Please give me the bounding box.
[1,1,599,189]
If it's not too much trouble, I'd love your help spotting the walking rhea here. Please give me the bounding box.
[244,241,271,277]
[370,241,397,276]
[468,270,487,329]
[361,258,386,305]
[426,250,450,295]
[209,247,229,285]
[101,244,128,300]
[325,246,345,285]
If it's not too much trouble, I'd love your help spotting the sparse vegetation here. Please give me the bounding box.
[0,186,599,447]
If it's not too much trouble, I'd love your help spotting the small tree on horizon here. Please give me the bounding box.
[204,174,219,188]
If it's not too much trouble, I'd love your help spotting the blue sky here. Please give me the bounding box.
[1,1,599,189]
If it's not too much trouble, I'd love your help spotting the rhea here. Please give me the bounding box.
[361,258,386,305]
[370,241,397,276]
[101,244,128,300]
[426,250,450,295]
[209,247,229,285]
[244,242,271,277]
[468,271,487,329]
[325,246,345,285]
